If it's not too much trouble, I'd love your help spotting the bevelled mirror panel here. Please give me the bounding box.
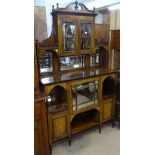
[60,55,84,71]
[72,80,98,111]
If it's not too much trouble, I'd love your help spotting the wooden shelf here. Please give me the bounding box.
[71,120,98,134]
[71,109,99,134]
[47,104,67,114]
[103,94,114,99]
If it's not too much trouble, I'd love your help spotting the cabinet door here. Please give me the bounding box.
[80,22,93,53]
[61,21,77,53]
[51,113,67,140]
[103,99,113,121]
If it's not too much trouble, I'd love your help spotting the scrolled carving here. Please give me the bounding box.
[51,0,97,15]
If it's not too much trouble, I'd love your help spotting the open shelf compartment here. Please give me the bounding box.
[102,76,115,98]
[71,109,99,134]
[46,85,68,114]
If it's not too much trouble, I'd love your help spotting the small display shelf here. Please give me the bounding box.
[71,109,99,134]
[46,85,67,114]
[72,80,98,111]
[102,76,115,98]
[38,51,53,73]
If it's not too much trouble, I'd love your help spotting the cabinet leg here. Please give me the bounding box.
[112,120,115,128]
[99,124,101,134]
[49,146,52,154]
[68,136,71,146]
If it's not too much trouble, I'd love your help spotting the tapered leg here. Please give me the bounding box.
[49,146,52,154]
[112,119,115,128]
[68,136,71,146]
[99,124,101,133]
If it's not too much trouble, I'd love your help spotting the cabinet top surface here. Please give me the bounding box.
[40,68,119,85]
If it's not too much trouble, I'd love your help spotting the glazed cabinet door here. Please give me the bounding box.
[78,17,94,54]
[80,22,93,52]
[59,18,78,54]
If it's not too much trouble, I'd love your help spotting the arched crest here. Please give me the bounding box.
[51,1,97,16]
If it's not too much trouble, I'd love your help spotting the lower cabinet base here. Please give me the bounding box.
[47,99,116,152]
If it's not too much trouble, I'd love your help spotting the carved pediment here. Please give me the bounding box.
[51,1,97,16]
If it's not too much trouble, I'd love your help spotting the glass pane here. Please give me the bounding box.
[80,23,92,50]
[72,81,98,111]
[62,22,76,52]
[60,55,84,70]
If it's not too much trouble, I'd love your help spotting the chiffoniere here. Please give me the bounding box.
[34,1,120,155]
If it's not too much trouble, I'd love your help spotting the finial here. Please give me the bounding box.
[75,0,78,10]
[52,5,54,10]
[56,3,59,8]
[93,7,95,13]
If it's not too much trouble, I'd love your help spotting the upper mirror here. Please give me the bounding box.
[60,55,84,70]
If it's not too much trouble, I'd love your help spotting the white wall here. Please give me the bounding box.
[34,0,120,37]
[95,12,104,24]
[110,9,120,30]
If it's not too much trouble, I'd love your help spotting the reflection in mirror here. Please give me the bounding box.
[90,52,99,67]
[60,55,84,70]
[81,23,92,50]
[38,51,53,73]
[72,81,98,111]
[62,22,76,52]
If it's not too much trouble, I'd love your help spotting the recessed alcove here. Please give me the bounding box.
[102,76,115,98]
[71,109,99,134]
[46,85,67,114]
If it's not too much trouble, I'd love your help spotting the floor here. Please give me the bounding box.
[52,123,120,155]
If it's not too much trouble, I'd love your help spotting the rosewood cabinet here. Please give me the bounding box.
[34,1,120,153]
